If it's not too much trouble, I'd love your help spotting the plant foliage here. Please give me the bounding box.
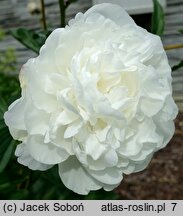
[151,0,165,36]
[11,28,52,54]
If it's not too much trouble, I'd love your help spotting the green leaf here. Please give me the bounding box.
[0,73,20,102]
[0,119,6,130]
[179,29,183,34]
[0,94,7,114]
[151,0,165,36]
[172,60,183,71]
[0,182,12,191]
[11,28,40,53]
[0,140,16,173]
[11,28,52,54]
[10,189,29,199]
[0,127,12,158]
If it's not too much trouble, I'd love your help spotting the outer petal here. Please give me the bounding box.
[24,99,50,135]
[27,135,69,164]
[15,143,53,171]
[39,28,64,61]
[87,167,122,185]
[22,59,58,113]
[133,154,153,173]
[154,119,175,148]
[85,3,135,27]
[140,97,164,117]
[59,156,101,195]
[102,182,121,191]
[4,97,27,141]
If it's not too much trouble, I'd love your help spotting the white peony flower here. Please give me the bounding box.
[4,3,178,195]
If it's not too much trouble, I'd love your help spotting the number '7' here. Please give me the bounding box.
[171,203,177,211]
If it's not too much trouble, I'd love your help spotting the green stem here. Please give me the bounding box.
[58,0,66,27]
[40,0,47,30]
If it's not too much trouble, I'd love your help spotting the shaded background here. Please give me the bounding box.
[0,0,183,199]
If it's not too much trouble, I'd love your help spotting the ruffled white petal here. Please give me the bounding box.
[15,143,53,171]
[64,120,83,138]
[85,135,106,160]
[27,135,69,164]
[59,156,101,195]
[4,97,27,141]
[85,3,135,27]
[88,167,122,185]
[22,59,58,113]
[24,99,50,135]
